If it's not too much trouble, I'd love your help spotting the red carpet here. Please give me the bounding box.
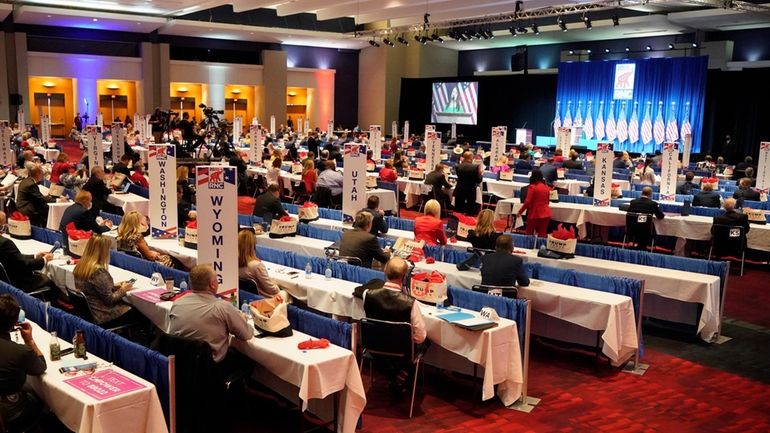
[722,267,770,329]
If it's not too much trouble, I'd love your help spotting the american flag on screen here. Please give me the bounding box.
[594,101,605,140]
[574,101,583,127]
[653,102,665,145]
[605,101,617,142]
[628,102,639,144]
[641,102,653,145]
[583,101,594,139]
[563,101,573,128]
[666,103,679,142]
[553,101,562,130]
[616,102,628,143]
[680,101,692,139]
[432,82,478,124]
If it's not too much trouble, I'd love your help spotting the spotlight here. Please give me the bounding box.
[414,34,421,42]
[583,15,592,30]
[531,23,539,35]
[668,43,674,49]
[587,49,592,54]
[558,17,567,32]
[397,35,406,45]
[437,36,444,43]
[368,39,380,47]
[612,14,620,26]
[569,50,574,55]
[383,38,395,47]
[645,45,652,51]
[487,29,495,39]
[692,42,698,48]
[625,47,630,52]
[420,36,429,45]
[605,48,611,53]
[516,26,528,34]
[431,33,439,41]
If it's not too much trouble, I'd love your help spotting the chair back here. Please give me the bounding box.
[471,284,518,299]
[67,289,98,324]
[314,186,334,208]
[711,224,746,256]
[238,278,259,295]
[0,262,11,285]
[626,212,654,241]
[360,318,415,362]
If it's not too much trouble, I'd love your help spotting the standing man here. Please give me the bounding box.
[455,151,482,215]
[16,166,59,227]
[424,164,452,210]
[74,113,83,131]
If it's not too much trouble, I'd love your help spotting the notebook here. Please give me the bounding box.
[437,312,497,331]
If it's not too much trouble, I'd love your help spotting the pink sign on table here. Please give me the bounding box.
[63,369,146,401]
[131,288,167,303]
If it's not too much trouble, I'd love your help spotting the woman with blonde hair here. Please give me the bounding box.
[116,211,179,269]
[456,209,501,270]
[176,165,195,203]
[413,199,447,245]
[73,235,137,325]
[301,159,317,194]
[491,155,510,174]
[237,230,280,297]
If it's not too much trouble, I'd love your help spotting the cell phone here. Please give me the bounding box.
[287,270,299,276]
[59,347,75,357]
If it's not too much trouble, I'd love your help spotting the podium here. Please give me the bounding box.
[570,126,583,148]
[515,128,532,145]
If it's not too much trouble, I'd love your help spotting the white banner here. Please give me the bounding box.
[85,125,104,171]
[40,115,51,143]
[0,122,12,167]
[327,120,334,136]
[304,118,310,135]
[297,117,303,134]
[270,115,276,135]
[556,127,571,157]
[196,166,239,297]
[660,142,679,201]
[682,134,692,171]
[593,143,614,206]
[148,145,178,239]
[249,124,262,164]
[392,121,398,139]
[515,128,531,145]
[233,116,243,144]
[17,110,25,132]
[425,131,442,172]
[134,114,143,140]
[451,123,457,140]
[342,144,368,224]
[112,123,126,163]
[757,142,770,192]
[425,124,435,133]
[491,126,507,168]
[144,115,151,142]
[96,113,104,131]
[369,125,382,160]
[404,121,410,141]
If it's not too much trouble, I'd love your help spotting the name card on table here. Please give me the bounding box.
[369,125,382,160]
[249,124,262,165]
[148,145,178,239]
[64,369,146,401]
[425,131,442,173]
[659,142,679,201]
[85,125,104,171]
[111,123,126,164]
[490,126,507,170]
[196,166,238,298]
[233,116,243,144]
[342,144,368,225]
[404,121,410,141]
[0,122,13,166]
[757,142,770,192]
[593,142,614,206]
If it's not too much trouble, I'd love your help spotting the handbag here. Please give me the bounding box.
[250,298,292,338]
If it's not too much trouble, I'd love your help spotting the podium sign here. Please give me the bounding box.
[369,125,382,160]
[111,123,126,163]
[556,127,571,157]
[196,166,238,298]
[757,142,770,192]
[249,124,262,165]
[425,131,442,172]
[682,134,693,171]
[593,143,614,206]
[342,144,368,224]
[148,145,178,239]
[491,126,507,168]
[0,122,12,166]
[85,125,104,171]
[660,142,679,201]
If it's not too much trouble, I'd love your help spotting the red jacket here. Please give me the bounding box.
[413,215,447,246]
[379,167,398,183]
[130,172,149,188]
[518,182,552,220]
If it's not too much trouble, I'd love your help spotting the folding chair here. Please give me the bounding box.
[709,224,747,276]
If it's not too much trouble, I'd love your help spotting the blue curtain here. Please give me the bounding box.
[287,306,353,350]
[99,211,123,226]
[384,216,414,231]
[31,226,63,245]
[556,57,708,153]
[297,224,342,242]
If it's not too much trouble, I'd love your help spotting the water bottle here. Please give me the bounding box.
[49,332,61,361]
[324,262,332,280]
[17,309,25,324]
[539,244,547,255]
[241,301,251,316]
[305,262,312,279]
[179,280,188,292]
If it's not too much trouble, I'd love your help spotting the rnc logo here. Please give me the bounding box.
[197,167,227,189]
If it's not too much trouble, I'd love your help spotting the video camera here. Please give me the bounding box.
[199,104,224,118]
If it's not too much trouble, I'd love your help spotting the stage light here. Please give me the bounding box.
[383,38,395,47]
[605,48,611,53]
[414,34,421,42]
[587,49,592,54]
[569,50,574,55]
[692,42,698,48]
[612,14,620,26]
[668,43,674,49]
[558,17,567,32]
[531,23,539,35]
[487,29,495,39]
[625,47,630,52]
[645,45,652,51]
[397,34,409,46]
[431,33,439,41]
[583,15,592,30]
[369,39,380,47]
[516,26,528,34]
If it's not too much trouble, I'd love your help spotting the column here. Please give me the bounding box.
[0,32,9,120]
[261,50,287,130]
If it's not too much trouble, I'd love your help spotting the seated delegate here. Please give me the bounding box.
[339,211,391,268]
[480,235,530,287]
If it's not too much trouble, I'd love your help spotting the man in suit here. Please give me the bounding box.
[539,158,558,186]
[252,183,287,220]
[360,196,388,237]
[424,163,452,210]
[112,153,132,178]
[481,235,530,287]
[339,211,391,268]
[16,166,59,227]
[58,191,113,254]
[733,156,754,180]
[82,166,122,215]
[455,152,483,215]
[676,171,698,195]
[733,177,760,208]
[515,152,532,171]
[626,186,664,250]
[693,182,722,208]
[713,198,750,234]
[563,150,583,170]
[0,212,54,292]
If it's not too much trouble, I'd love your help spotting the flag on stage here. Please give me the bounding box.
[653,101,665,145]
[680,101,692,139]
[605,101,617,142]
[641,102,653,145]
[666,102,679,142]
[584,101,594,139]
[616,102,628,143]
[574,101,583,127]
[563,101,573,128]
[553,101,561,137]
[628,102,639,144]
[594,101,605,140]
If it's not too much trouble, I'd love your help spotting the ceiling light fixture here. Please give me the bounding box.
[612,13,620,26]
[668,43,674,49]
[645,45,652,51]
[531,23,539,35]
[692,42,698,48]
[568,50,574,55]
[583,15,592,30]
[557,17,567,32]
[625,47,630,52]
[605,48,611,53]
[369,39,380,47]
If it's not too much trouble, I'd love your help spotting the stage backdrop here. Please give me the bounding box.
[555,56,707,154]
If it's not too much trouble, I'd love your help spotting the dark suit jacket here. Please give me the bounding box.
[16,177,55,226]
[59,203,110,253]
[82,177,113,213]
[693,190,722,208]
[424,170,451,190]
[0,236,48,290]
[480,252,530,287]
[563,159,583,170]
[733,187,760,207]
[515,159,532,171]
[455,163,482,192]
[113,162,131,177]
[713,210,750,234]
[676,181,697,195]
[339,229,390,268]
[253,192,287,219]
[627,197,665,219]
[361,208,388,236]
[539,163,557,185]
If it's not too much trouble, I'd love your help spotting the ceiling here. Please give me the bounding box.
[6,0,770,51]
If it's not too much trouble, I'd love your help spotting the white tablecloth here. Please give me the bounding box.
[483,178,527,198]
[397,178,482,208]
[47,201,74,230]
[34,145,60,162]
[108,193,150,216]
[24,320,168,433]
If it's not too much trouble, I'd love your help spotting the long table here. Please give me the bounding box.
[46,192,149,231]
[495,198,770,252]
[20,318,167,433]
[254,234,638,365]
